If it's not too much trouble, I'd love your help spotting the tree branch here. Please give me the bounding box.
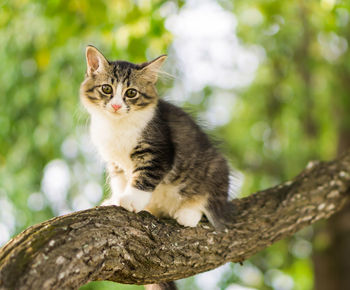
[1,153,350,290]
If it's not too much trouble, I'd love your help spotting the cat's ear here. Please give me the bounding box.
[85,45,109,75]
[141,55,167,83]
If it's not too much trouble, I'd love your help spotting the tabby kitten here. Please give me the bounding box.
[80,45,236,228]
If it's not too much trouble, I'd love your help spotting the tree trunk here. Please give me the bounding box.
[313,131,350,290]
[1,152,350,290]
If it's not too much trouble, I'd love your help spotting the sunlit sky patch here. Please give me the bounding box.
[166,0,262,93]
[165,0,263,127]
[41,159,71,215]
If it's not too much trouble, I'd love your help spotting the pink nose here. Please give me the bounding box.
[111,104,121,111]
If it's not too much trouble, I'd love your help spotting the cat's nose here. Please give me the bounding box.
[111,104,121,111]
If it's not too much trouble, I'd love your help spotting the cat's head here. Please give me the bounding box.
[80,46,166,118]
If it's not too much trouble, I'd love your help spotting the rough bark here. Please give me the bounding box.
[1,153,350,290]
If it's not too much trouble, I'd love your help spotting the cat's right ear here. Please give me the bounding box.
[85,46,109,75]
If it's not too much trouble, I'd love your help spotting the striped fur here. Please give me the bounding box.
[80,46,237,229]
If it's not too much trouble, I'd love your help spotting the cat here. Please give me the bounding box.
[80,45,239,229]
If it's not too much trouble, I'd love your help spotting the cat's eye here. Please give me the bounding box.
[101,84,113,94]
[125,88,138,98]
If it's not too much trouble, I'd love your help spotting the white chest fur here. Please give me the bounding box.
[89,108,155,174]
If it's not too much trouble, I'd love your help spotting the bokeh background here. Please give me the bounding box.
[1,0,350,289]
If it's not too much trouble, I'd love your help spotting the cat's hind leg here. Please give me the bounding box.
[174,207,203,227]
[173,197,207,227]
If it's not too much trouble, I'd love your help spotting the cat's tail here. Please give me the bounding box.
[145,281,177,290]
[204,200,237,230]
[205,169,243,230]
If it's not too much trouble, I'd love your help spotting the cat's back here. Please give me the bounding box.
[157,99,212,151]
[157,99,196,125]
[157,99,229,185]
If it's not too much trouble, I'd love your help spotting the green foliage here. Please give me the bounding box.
[1,0,350,289]
[81,281,142,290]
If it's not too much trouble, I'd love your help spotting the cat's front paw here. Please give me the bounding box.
[119,187,152,213]
[174,207,202,227]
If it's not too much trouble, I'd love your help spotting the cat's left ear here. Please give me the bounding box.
[85,45,109,75]
[141,55,167,83]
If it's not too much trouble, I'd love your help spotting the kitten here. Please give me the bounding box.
[80,45,238,229]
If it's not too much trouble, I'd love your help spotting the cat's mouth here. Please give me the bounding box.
[105,103,121,113]
[107,108,121,114]
[105,106,126,117]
